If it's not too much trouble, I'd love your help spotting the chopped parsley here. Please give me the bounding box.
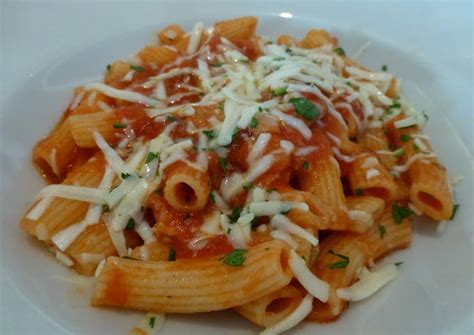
[212,62,224,67]
[271,86,288,97]
[106,64,111,71]
[391,203,413,224]
[166,115,177,122]
[381,65,388,72]
[113,123,127,129]
[217,102,224,111]
[249,117,258,128]
[266,188,277,193]
[130,65,145,72]
[229,207,243,223]
[303,161,309,170]
[450,204,460,220]
[231,128,239,142]
[280,208,292,215]
[395,262,403,267]
[334,47,346,56]
[149,316,156,328]
[125,218,135,230]
[209,192,216,204]
[289,97,320,121]
[226,227,232,234]
[250,216,261,229]
[121,172,132,179]
[354,188,364,196]
[221,249,247,266]
[102,204,110,212]
[378,224,386,239]
[413,143,420,151]
[243,182,254,190]
[168,248,176,261]
[203,129,217,139]
[328,249,350,269]
[218,157,228,170]
[122,256,138,260]
[145,152,158,164]
[400,134,411,142]
[394,148,405,157]
[258,106,268,113]
[285,47,293,55]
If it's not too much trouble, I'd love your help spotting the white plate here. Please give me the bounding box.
[1,1,473,334]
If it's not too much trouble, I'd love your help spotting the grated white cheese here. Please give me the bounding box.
[55,250,74,267]
[271,214,318,246]
[52,221,87,252]
[132,313,165,335]
[270,108,312,140]
[38,185,107,204]
[336,264,398,301]
[247,133,271,164]
[366,168,380,179]
[85,83,161,106]
[270,230,298,249]
[259,294,313,335]
[26,196,54,220]
[289,249,330,302]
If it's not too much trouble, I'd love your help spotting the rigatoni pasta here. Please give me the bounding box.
[19,16,457,334]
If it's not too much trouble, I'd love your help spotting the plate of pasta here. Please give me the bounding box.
[2,13,473,335]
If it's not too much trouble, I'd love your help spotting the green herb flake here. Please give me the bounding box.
[166,115,177,122]
[168,248,176,261]
[250,216,261,229]
[271,86,288,97]
[382,65,388,71]
[149,316,156,328]
[266,188,276,193]
[213,62,224,67]
[303,161,309,170]
[243,182,254,190]
[218,157,228,170]
[394,148,405,157]
[250,117,258,128]
[106,64,111,71]
[378,224,386,239]
[145,152,158,164]
[354,188,364,196]
[217,102,224,111]
[391,203,413,224]
[209,192,216,204]
[395,262,403,267]
[400,134,411,142]
[221,249,247,266]
[203,129,217,139]
[126,218,135,230]
[102,204,110,212]
[130,65,145,72]
[113,123,127,129]
[229,207,243,223]
[227,227,232,234]
[121,172,132,179]
[280,208,291,215]
[289,97,320,121]
[334,47,346,56]
[327,249,350,269]
[450,204,460,220]
[122,256,138,260]
[413,143,420,151]
[231,128,239,142]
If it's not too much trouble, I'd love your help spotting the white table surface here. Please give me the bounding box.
[1,1,472,334]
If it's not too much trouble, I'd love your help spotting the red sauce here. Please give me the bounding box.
[147,194,233,259]
[103,265,128,306]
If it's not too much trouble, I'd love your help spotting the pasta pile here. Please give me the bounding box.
[21,16,455,334]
